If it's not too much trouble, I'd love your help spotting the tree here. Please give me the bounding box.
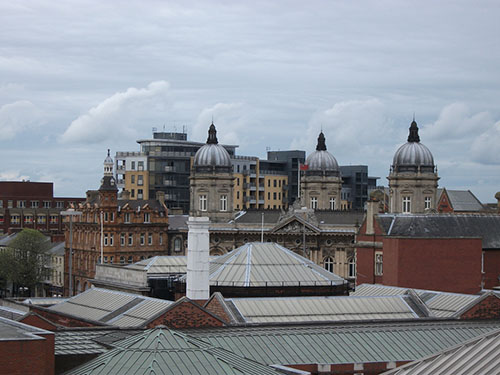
[0,229,50,297]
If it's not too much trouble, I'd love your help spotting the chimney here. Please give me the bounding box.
[366,198,379,235]
[121,189,131,200]
[156,191,165,205]
[187,216,210,301]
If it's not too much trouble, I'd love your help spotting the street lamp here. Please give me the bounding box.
[61,208,82,297]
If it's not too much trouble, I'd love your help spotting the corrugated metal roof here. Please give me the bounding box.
[188,321,500,366]
[49,288,173,327]
[352,284,480,317]
[207,242,346,287]
[382,328,500,375]
[56,329,141,356]
[67,328,282,375]
[226,295,420,324]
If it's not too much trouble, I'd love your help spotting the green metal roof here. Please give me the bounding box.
[66,327,282,375]
[186,321,500,366]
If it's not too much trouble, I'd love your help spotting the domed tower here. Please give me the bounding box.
[99,149,118,209]
[190,123,234,222]
[388,119,439,213]
[301,132,342,210]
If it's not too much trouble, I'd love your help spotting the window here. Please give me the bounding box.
[131,175,135,184]
[43,201,51,208]
[138,175,143,186]
[0,215,3,223]
[140,233,145,246]
[120,233,125,246]
[109,234,114,246]
[199,195,207,211]
[324,256,334,273]
[273,192,277,199]
[131,161,136,170]
[50,215,58,224]
[267,192,270,200]
[402,196,411,213]
[104,233,109,246]
[109,256,114,264]
[131,189,135,198]
[128,256,133,263]
[31,201,39,208]
[310,197,318,209]
[104,212,109,222]
[348,257,356,278]
[128,233,133,246]
[138,189,143,199]
[220,195,227,211]
[124,213,130,223]
[110,212,114,222]
[148,233,153,245]
[159,232,163,245]
[120,256,125,264]
[24,215,33,224]
[424,196,432,210]
[8,200,13,208]
[56,201,64,209]
[329,197,336,210]
[0,201,3,208]
[18,200,26,208]
[174,238,182,252]
[138,161,144,171]
[268,180,270,187]
[104,256,108,264]
[144,213,151,223]
[375,252,383,275]
[37,215,46,224]
[11,215,20,225]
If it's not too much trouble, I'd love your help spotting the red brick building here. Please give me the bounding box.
[0,181,84,239]
[356,200,500,294]
[64,152,169,296]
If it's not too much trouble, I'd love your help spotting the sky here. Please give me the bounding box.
[1,1,500,202]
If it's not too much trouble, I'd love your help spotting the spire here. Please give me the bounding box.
[206,123,218,144]
[316,131,327,151]
[407,118,420,142]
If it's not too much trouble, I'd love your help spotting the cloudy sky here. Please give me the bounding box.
[1,1,500,201]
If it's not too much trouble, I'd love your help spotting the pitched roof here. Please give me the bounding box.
[179,242,346,287]
[382,328,500,375]
[56,329,141,356]
[439,189,484,212]
[188,320,500,367]
[352,284,481,317]
[0,315,53,341]
[223,294,426,324]
[67,327,282,375]
[49,288,173,327]
[376,214,500,248]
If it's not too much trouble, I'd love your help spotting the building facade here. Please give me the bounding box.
[388,119,439,213]
[64,152,169,296]
[266,150,306,206]
[340,165,379,210]
[0,181,84,238]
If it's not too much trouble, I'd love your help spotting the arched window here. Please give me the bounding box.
[348,257,356,278]
[324,256,334,273]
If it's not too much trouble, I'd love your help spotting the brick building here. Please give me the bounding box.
[64,151,169,296]
[355,200,500,294]
[0,181,84,238]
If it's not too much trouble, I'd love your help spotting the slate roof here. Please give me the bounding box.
[376,214,500,248]
[167,214,189,230]
[66,327,282,375]
[223,294,426,324]
[49,288,173,327]
[234,210,363,226]
[382,328,500,375]
[438,188,485,212]
[352,284,482,318]
[188,320,500,367]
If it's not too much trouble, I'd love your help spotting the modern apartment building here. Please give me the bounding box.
[266,150,306,206]
[340,165,379,210]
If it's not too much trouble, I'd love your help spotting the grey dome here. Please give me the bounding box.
[392,120,435,172]
[193,124,232,172]
[305,132,340,175]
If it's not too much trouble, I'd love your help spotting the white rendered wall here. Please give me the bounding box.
[186,216,210,300]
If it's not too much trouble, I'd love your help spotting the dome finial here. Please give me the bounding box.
[107,148,110,157]
[316,131,327,151]
[407,117,420,142]
[206,123,218,144]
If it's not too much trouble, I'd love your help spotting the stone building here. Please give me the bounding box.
[189,123,234,223]
[301,131,342,210]
[388,119,439,213]
[64,151,169,296]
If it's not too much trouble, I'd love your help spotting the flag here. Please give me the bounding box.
[299,163,309,171]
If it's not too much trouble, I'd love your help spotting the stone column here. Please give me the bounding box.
[187,216,210,300]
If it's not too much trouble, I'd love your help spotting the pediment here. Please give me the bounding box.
[272,216,320,234]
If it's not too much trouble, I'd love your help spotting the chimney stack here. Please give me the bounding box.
[156,191,165,205]
[187,216,210,301]
[366,197,380,235]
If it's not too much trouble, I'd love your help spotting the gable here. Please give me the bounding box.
[272,217,320,234]
[146,300,225,329]
[460,294,500,320]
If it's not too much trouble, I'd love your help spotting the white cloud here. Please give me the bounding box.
[0,171,30,181]
[470,120,500,165]
[60,81,171,144]
[193,102,248,146]
[0,100,43,140]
